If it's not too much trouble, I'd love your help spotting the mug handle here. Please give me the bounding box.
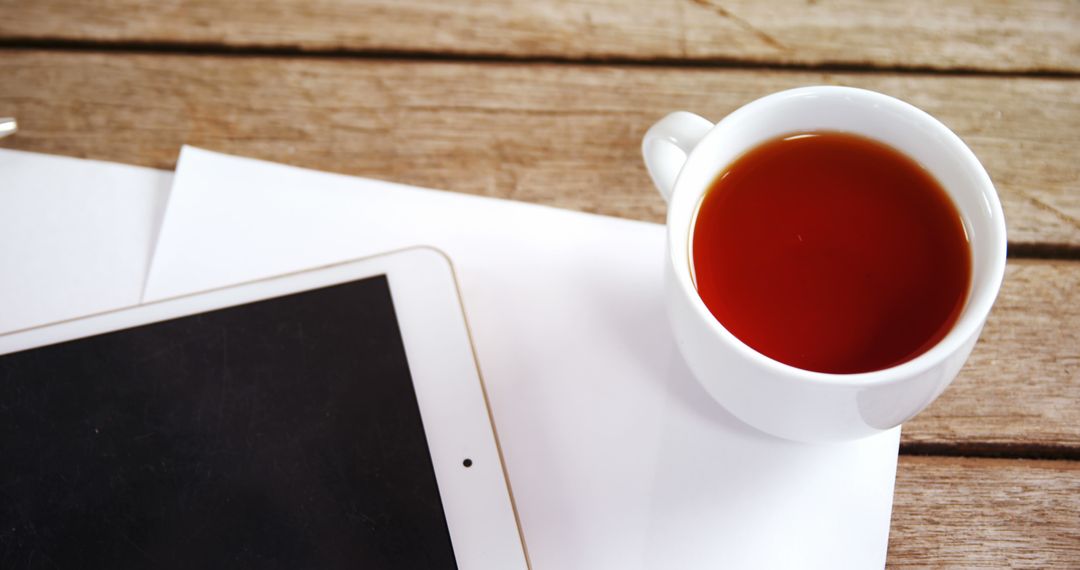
[641,111,714,203]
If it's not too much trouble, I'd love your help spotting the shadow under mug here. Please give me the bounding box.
[643,86,1007,443]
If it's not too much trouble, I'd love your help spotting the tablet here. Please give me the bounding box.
[0,247,528,569]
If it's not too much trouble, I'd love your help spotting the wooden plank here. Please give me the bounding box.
[889,456,1080,568]
[0,50,1077,567]
[0,0,1077,73]
[1,51,1077,451]
[903,259,1080,456]
[1,51,1076,248]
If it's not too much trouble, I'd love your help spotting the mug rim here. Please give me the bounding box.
[667,85,1008,388]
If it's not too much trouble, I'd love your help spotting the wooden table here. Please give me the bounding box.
[1,1,1077,566]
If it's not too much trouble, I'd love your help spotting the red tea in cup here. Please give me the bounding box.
[691,132,971,374]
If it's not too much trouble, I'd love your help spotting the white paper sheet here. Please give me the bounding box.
[0,149,172,335]
[145,146,900,569]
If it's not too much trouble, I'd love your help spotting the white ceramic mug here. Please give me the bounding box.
[642,86,1007,442]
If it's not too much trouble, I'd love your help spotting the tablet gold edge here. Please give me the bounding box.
[437,247,535,570]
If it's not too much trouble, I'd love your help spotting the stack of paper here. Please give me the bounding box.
[1,146,899,569]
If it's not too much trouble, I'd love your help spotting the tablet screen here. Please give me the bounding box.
[0,276,458,568]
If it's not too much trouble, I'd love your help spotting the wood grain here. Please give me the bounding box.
[903,259,1080,456]
[1,51,1077,248]
[1,0,1078,73]
[889,456,1080,568]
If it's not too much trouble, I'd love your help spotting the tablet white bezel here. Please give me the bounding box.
[0,246,529,570]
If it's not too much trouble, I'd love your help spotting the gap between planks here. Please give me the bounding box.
[0,38,1077,80]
